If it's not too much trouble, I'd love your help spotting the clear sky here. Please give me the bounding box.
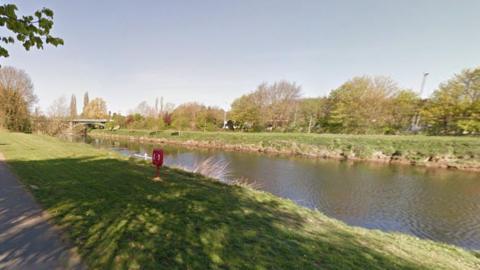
[2,0,480,114]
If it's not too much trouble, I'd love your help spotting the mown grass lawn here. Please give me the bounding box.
[1,131,479,269]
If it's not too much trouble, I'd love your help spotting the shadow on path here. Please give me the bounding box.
[0,154,84,270]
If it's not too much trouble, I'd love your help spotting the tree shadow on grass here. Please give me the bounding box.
[4,156,463,270]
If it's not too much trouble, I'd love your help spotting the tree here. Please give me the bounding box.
[388,90,421,133]
[326,76,399,134]
[48,96,69,119]
[267,81,302,129]
[0,66,36,131]
[422,67,480,134]
[83,97,107,119]
[297,97,328,133]
[171,102,204,130]
[230,80,302,131]
[230,94,261,130]
[111,113,126,128]
[163,112,172,126]
[69,94,77,119]
[82,92,89,116]
[0,4,63,59]
[171,102,224,131]
[195,106,224,131]
[44,95,69,135]
[125,113,144,128]
[133,101,156,117]
[163,102,175,113]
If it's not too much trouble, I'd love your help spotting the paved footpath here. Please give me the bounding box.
[0,153,85,270]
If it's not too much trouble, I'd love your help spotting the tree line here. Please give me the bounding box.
[1,65,479,135]
[229,68,479,135]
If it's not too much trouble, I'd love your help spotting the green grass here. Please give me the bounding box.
[1,131,479,269]
[92,129,480,169]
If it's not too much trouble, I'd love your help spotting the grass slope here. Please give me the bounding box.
[92,129,480,170]
[1,131,479,269]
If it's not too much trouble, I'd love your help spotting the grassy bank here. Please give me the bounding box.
[1,132,479,269]
[91,129,480,171]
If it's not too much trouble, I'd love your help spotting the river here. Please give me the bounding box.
[73,136,480,250]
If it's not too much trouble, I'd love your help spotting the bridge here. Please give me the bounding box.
[69,119,110,128]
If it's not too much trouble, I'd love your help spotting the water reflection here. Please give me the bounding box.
[77,136,480,249]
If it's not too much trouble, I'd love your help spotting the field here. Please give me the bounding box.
[91,129,480,171]
[0,131,479,269]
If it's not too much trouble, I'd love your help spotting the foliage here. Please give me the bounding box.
[171,102,203,130]
[422,67,480,135]
[0,66,36,131]
[0,4,63,58]
[230,94,261,130]
[230,81,301,131]
[39,96,69,135]
[163,112,173,126]
[105,100,174,130]
[116,69,476,136]
[83,97,107,119]
[111,112,126,127]
[172,102,224,131]
[326,76,401,134]
[388,90,422,133]
[4,63,479,136]
[133,100,156,117]
[69,94,77,119]
[1,132,479,269]
[297,97,328,133]
[48,96,69,119]
[82,92,89,115]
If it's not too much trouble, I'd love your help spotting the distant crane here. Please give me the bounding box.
[419,72,429,97]
[411,72,429,132]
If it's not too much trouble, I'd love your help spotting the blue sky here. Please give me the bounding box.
[3,0,480,113]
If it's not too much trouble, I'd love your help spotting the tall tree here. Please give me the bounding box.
[326,76,400,134]
[43,96,69,135]
[83,98,107,119]
[0,4,63,59]
[0,66,36,131]
[230,80,302,130]
[422,67,480,134]
[230,94,261,130]
[134,101,155,117]
[298,97,328,133]
[69,94,77,119]
[171,102,223,131]
[171,102,204,130]
[387,90,421,133]
[267,81,302,129]
[48,96,69,119]
[82,92,89,116]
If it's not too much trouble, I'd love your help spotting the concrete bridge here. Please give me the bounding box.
[70,119,110,128]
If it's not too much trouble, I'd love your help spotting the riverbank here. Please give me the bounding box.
[91,129,480,172]
[0,131,479,269]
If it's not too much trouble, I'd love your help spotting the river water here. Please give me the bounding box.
[75,136,480,250]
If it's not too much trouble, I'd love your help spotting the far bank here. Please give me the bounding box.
[90,129,480,172]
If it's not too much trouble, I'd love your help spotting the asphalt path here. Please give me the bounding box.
[0,153,85,270]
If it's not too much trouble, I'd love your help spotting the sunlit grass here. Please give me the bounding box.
[0,131,479,269]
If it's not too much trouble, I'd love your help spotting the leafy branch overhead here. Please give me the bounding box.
[0,4,63,58]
